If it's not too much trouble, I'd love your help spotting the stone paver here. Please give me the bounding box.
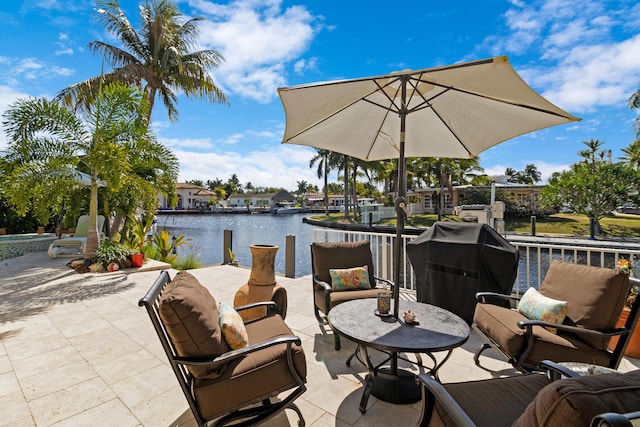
[1,251,638,426]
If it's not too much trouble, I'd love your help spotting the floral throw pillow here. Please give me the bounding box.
[218,302,249,349]
[518,287,568,333]
[329,266,371,291]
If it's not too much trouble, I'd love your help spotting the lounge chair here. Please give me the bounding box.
[139,270,307,427]
[48,215,105,258]
[416,359,640,426]
[472,261,640,372]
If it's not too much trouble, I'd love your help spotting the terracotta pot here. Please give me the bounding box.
[234,245,287,321]
[608,307,640,358]
[129,252,144,268]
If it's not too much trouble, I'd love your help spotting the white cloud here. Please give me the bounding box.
[483,160,569,184]
[174,143,321,190]
[484,0,640,113]
[189,0,317,103]
[0,85,32,151]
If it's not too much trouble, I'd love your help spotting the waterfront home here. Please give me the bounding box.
[157,182,217,210]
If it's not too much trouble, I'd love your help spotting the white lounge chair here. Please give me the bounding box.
[48,215,105,258]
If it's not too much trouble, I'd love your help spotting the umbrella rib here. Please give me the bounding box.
[414,76,574,119]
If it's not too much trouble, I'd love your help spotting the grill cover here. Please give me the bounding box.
[407,222,519,323]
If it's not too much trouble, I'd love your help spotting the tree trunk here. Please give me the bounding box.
[83,175,101,263]
[323,156,329,215]
[343,162,349,218]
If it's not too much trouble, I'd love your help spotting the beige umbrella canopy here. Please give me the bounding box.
[278,56,579,319]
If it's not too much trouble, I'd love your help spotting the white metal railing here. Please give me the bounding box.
[312,228,640,295]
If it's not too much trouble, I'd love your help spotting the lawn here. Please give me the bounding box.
[310,212,640,238]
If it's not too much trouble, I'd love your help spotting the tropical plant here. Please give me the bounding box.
[56,0,227,123]
[2,82,156,262]
[151,229,188,262]
[124,214,154,253]
[94,239,134,268]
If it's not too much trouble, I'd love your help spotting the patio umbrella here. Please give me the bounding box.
[278,56,579,319]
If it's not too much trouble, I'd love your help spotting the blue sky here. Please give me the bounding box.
[1,0,639,191]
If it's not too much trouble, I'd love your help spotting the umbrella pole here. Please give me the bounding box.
[393,77,408,320]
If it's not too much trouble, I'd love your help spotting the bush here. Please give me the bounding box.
[94,239,134,268]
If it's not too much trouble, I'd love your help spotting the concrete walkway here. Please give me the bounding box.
[1,252,638,426]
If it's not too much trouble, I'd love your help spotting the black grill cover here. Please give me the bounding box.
[407,222,519,323]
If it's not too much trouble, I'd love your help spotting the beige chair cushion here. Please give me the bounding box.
[434,373,552,427]
[474,303,611,366]
[159,271,230,378]
[312,241,375,285]
[194,314,307,421]
[513,369,640,426]
[540,261,630,349]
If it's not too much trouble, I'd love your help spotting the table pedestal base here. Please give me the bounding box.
[371,367,421,404]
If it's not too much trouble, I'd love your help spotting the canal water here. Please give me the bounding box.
[157,213,316,277]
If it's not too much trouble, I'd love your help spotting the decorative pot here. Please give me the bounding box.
[130,252,144,268]
[608,307,640,358]
[234,245,287,321]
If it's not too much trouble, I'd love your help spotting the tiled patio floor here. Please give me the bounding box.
[1,252,638,426]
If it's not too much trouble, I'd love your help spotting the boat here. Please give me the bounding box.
[273,206,309,214]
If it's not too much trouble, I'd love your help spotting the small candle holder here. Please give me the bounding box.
[376,292,391,317]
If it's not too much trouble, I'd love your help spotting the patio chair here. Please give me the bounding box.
[47,214,105,258]
[311,240,393,350]
[139,270,307,427]
[416,360,640,427]
[473,261,640,372]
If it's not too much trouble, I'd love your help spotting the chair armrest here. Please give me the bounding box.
[235,301,279,316]
[539,360,581,380]
[415,374,476,427]
[312,275,332,292]
[517,319,630,338]
[591,412,639,427]
[175,334,302,371]
[476,291,521,304]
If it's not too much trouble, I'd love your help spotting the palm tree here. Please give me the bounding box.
[3,82,161,262]
[629,88,640,135]
[621,139,640,168]
[56,0,227,123]
[524,164,542,183]
[309,149,331,214]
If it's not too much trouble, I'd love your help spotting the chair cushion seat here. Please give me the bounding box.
[193,314,306,421]
[474,303,611,367]
[513,369,640,426]
[436,373,552,427]
[329,287,390,307]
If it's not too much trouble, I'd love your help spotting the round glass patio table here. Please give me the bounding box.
[328,299,469,413]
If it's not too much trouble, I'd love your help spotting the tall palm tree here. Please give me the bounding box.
[56,0,227,123]
[523,164,542,183]
[309,149,331,214]
[621,139,640,168]
[629,88,640,136]
[3,82,159,262]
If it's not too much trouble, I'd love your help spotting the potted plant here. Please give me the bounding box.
[609,258,640,357]
[125,215,154,267]
[93,240,135,271]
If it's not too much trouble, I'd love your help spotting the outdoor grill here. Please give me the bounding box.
[407,221,519,323]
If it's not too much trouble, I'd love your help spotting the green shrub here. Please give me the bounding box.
[94,239,134,268]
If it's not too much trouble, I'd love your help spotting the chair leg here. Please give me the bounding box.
[286,402,306,427]
[473,343,491,366]
[314,305,325,324]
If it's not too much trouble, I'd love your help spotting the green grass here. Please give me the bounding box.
[309,212,640,238]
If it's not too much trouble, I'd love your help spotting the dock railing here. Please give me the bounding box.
[312,228,640,295]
